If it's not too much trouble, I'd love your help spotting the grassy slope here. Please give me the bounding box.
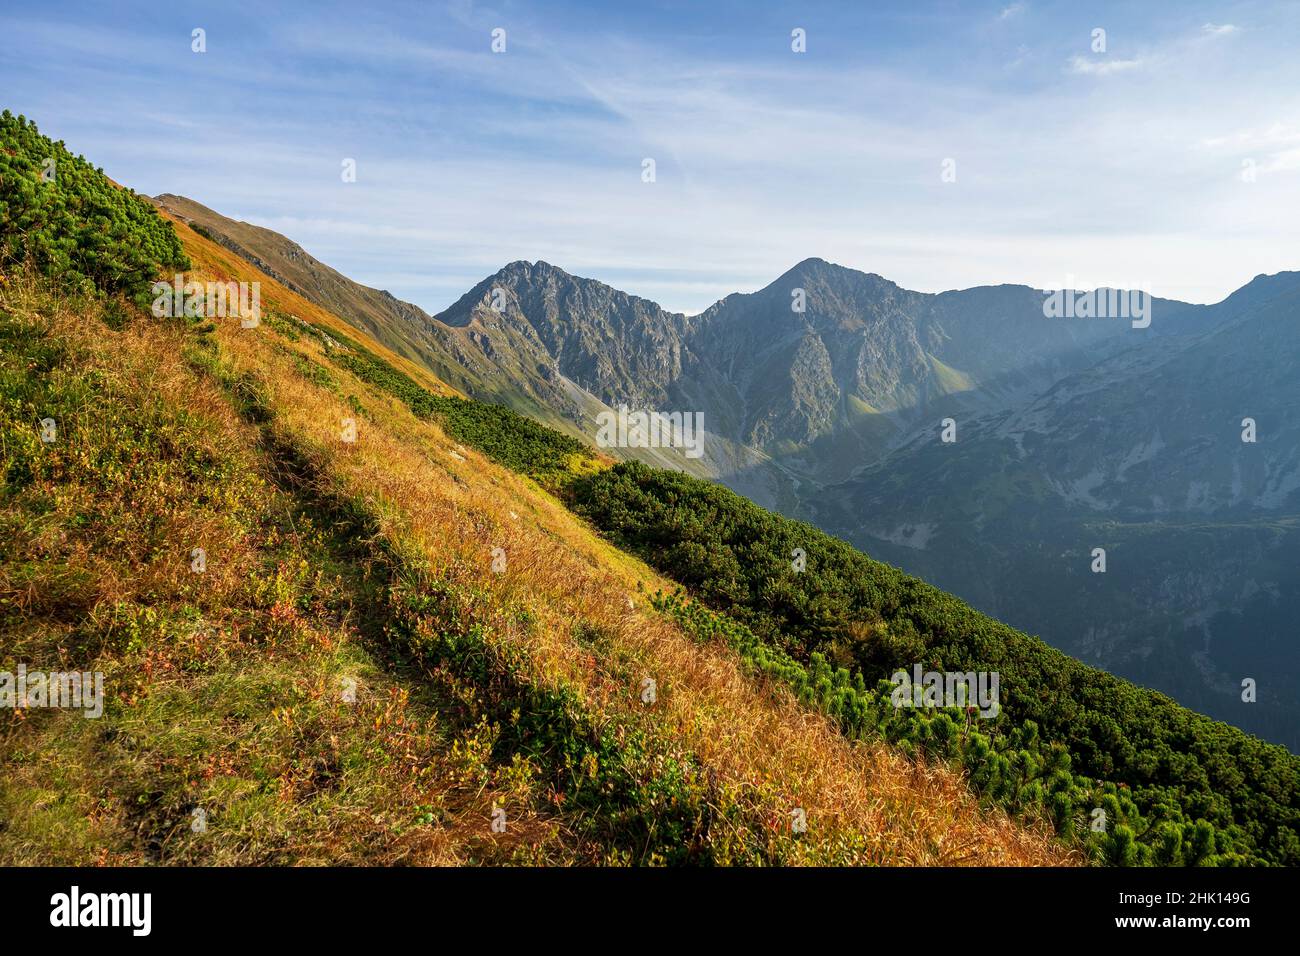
[152,193,455,381]
[0,213,1074,865]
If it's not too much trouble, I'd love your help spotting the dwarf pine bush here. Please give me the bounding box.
[0,112,189,304]
[575,462,1300,866]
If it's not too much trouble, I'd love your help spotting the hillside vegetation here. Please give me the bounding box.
[1,110,188,303]
[219,214,1300,864]
[567,462,1300,865]
[316,321,595,481]
[318,294,1300,865]
[266,194,1299,865]
[0,112,1068,866]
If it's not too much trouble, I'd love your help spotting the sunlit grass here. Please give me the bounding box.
[0,220,1077,866]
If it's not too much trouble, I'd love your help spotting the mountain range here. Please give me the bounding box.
[152,193,1300,749]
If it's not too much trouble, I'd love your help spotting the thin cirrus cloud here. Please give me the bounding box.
[0,1,1296,314]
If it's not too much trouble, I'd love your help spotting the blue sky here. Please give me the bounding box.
[3,0,1299,314]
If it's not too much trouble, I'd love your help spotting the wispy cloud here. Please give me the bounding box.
[1,1,1298,312]
[1198,122,1300,177]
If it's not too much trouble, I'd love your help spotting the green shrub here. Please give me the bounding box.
[0,111,189,304]
[571,460,1300,866]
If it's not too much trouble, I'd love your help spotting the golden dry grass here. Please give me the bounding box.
[0,276,506,865]
[165,216,1078,867]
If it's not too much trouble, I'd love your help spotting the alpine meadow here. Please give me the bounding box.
[2,0,1298,939]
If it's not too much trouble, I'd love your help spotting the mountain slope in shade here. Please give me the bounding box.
[684,257,1220,487]
[817,272,1300,748]
[436,254,1218,496]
